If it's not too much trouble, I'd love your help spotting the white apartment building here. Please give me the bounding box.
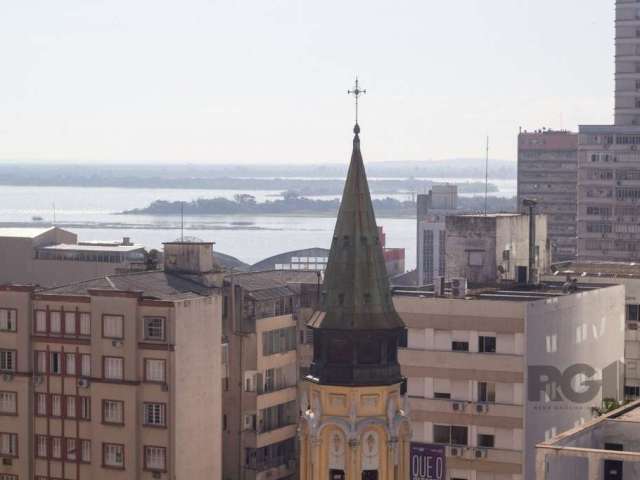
[395,282,625,480]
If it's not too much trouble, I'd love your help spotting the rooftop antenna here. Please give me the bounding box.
[180,202,184,241]
[484,136,489,216]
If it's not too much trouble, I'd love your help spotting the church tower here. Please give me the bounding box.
[299,80,411,480]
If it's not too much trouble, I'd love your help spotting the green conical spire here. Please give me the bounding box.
[310,124,404,331]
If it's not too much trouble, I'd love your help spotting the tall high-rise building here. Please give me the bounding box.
[416,185,458,285]
[517,131,578,261]
[299,119,411,480]
[577,0,640,261]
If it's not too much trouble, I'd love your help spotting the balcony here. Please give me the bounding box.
[257,385,297,411]
[408,396,523,425]
[400,349,524,377]
[443,445,522,469]
[244,423,298,449]
[245,455,297,480]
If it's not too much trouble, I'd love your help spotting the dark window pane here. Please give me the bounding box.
[479,336,496,353]
[328,338,352,363]
[433,425,450,444]
[450,426,468,446]
[358,340,381,365]
[477,434,494,448]
[452,341,469,352]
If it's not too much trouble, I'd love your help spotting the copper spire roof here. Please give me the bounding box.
[309,124,404,331]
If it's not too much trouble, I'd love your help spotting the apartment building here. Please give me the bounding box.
[395,282,625,480]
[544,261,640,403]
[0,227,147,288]
[417,185,458,285]
[517,130,578,261]
[445,213,549,285]
[577,0,640,261]
[221,270,318,480]
[0,241,224,480]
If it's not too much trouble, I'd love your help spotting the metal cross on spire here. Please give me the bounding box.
[347,77,366,126]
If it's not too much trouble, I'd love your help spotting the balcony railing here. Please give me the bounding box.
[245,455,296,472]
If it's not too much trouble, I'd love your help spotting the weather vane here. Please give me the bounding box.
[347,77,366,125]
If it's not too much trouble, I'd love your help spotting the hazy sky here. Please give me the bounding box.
[0,0,615,164]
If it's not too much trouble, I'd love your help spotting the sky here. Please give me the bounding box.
[0,0,615,165]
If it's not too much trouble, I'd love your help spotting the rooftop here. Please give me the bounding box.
[551,260,640,279]
[0,227,56,238]
[42,270,214,300]
[392,281,610,302]
[40,243,144,253]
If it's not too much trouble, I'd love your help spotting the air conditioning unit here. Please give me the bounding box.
[2,373,14,382]
[152,472,161,479]
[450,278,467,299]
[475,448,488,459]
[448,446,464,457]
[77,378,90,388]
[476,404,489,414]
[434,276,445,297]
[33,375,44,386]
[112,340,123,348]
[452,401,466,412]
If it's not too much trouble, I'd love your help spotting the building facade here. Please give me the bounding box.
[396,282,625,480]
[577,0,640,261]
[416,185,458,286]
[0,227,147,288]
[445,214,549,286]
[221,270,318,480]
[0,242,224,480]
[517,130,578,261]
[299,121,411,480]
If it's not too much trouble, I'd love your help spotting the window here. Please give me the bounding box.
[0,309,16,332]
[144,446,166,471]
[35,393,47,416]
[79,312,91,336]
[0,433,17,456]
[103,356,123,380]
[143,317,165,341]
[627,305,640,322]
[625,385,640,398]
[433,392,451,399]
[66,438,78,461]
[433,425,468,445]
[51,436,62,459]
[102,315,124,339]
[50,311,61,334]
[479,336,496,353]
[66,396,77,418]
[143,403,166,427]
[451,341,469,352]
[35,351,46,373]
[0,350,16,372]
[103,443,124,468]
[103,400,124,425]
[64,311,76,334]
[478,382,496,403]
[0,392,16,414]
[34,310,47,333]
[144,359,166,383]
[477,434,495,448]
[81,439,91,462]
[81,354,91,377]
[65,353,77,376]
[79,396,91,420]
[262,327,296,355]
[36,435,47,458]
[51,394,62,417]
[50,352,63,375]
[0,475,17,480]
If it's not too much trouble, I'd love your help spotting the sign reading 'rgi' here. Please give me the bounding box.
[410,443,446,480]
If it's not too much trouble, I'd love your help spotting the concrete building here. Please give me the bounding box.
[536,399,640,480]
[417,185,458,286]
[543,261,640,403]
[517,130,578,261]
[577,1,640,261]
[0,241,224,480]
[395,281,625,480]
[0,227,147,288]
[221,269,318,480]
[445,213,549,286]
[299,121,411,480]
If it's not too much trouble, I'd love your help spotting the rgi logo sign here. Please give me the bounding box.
[410,443,445,480]
[528,361,622,403]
